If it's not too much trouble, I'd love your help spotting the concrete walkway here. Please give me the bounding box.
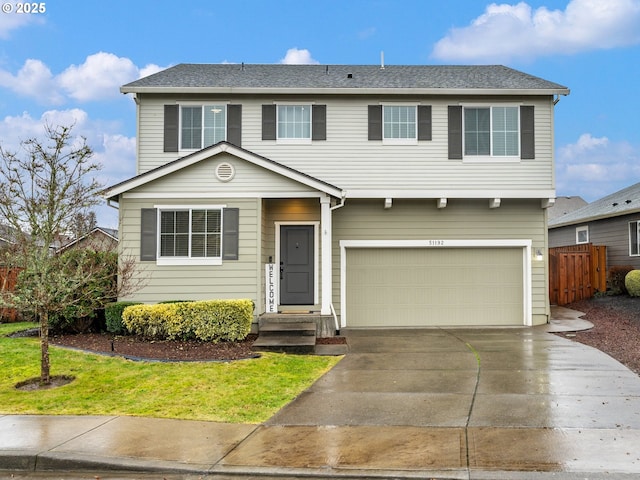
[2,309,640,479]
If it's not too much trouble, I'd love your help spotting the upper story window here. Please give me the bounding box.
[368,105,432,143]
[464,106,519,157]
[448,105,534,161]
[630,221,640,256]
[278,105,311,140]
[383,106,417,140]
[576,225,589,244]
[262,104,326,142]
[180,105,226,150]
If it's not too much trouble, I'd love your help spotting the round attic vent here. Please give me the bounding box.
[215,162,235,182]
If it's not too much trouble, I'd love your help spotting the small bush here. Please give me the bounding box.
[105,302,142,334]
[608,265,635,295]
[122,299,254,342]
[625,270,640,297]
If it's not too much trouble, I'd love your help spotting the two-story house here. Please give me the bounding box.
[104,64,569,332]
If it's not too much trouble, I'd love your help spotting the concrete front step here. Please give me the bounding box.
[253,321,317,354]
[259,322,316,335]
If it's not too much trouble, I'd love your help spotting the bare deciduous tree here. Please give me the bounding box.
[0,123,142,385]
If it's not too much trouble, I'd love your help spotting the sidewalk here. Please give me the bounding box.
[2,308,640,479]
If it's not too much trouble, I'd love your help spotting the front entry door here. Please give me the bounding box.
[280,225,314,305]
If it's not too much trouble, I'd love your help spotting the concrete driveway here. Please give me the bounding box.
[227,327,640,477]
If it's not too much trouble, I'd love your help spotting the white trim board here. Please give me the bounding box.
[339,239,533,328]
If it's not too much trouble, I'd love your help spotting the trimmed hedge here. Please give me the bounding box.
[105,301,142,334]
[122,299,254,342]
[625,270,640,297]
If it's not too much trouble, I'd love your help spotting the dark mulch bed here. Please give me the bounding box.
[558,295,640,375]
[48,332,347,361]
[50,333,260,361]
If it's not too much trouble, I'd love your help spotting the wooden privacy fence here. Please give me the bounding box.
[0,266,22,322]
[549,243,606,306]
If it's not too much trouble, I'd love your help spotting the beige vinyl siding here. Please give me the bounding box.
[118,197,260,304]
[332,199,548,325]
[132,153,321,196]
[136,94,555,194]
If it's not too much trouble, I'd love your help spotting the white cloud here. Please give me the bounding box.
[279,48,320,65]
[0,3,45,39]
[0,52,169,104]
[0,59,64,104]
[431,0,640,63]
[556,133,640,200]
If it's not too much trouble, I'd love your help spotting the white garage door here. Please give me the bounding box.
[345,247,524,327]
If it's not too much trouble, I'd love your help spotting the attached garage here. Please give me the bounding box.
[340,240,532,328]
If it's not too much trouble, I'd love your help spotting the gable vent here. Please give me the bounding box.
[215,162,235,182]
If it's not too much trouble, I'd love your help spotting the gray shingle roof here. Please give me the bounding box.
[122,64,569,94]
[549,182,640,228]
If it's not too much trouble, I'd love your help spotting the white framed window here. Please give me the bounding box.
[383,105,417,141]
[180,105,226,150]
[463,106,519,158]
[277,105,311,140]
[576,226,589,244]
[629,221,640,256]
[158,207,223,265]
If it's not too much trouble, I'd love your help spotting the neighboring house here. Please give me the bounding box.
[547,196,587,222]
[549,182,640,270]
[57,227,119,253]
[104,64,569,329]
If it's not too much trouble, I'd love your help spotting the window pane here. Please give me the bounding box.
[464,108,490,155]
[278,105,310,139]
[492,107,519,156]
[207,210,221,233]
[383,106,416,139]
[175,234,189,256]
[181,106,202,149]
[192,234,205,257]
[203,105,226,146]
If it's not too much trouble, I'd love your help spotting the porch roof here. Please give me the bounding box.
[103,142,344,201]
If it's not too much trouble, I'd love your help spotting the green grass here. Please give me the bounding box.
[0,322,341,423]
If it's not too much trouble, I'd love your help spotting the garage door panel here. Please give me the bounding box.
[346,248,523,327]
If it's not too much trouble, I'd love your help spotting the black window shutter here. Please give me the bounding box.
[312,105,326,140]
[222,208,239,260]
[164,105,179,153]
[368,105,382,140]
[140,208,157,261]
[417,105,432,141]
[448,106,463,159]
[520,105,535,159]
[227,104,242,147]
[262,105,276,140]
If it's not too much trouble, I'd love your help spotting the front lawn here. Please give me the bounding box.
[0,322,341,423]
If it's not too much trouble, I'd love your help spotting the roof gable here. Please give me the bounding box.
[104,142,343,200]
[122,64,569,95]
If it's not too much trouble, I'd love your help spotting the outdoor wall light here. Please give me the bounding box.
[535,249,544,261]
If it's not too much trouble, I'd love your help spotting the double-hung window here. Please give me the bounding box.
[383,105,417,141]
[159,207,222,265]
[277,105,311,140]
[630,221,640,256]
[180,105,226,150]
[464,106,519,157]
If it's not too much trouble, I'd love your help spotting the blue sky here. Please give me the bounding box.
[1,0,639,228]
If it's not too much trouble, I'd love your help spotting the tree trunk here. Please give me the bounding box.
[40,310,50,384]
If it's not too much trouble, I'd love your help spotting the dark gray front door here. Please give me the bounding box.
[280,225,314,305]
